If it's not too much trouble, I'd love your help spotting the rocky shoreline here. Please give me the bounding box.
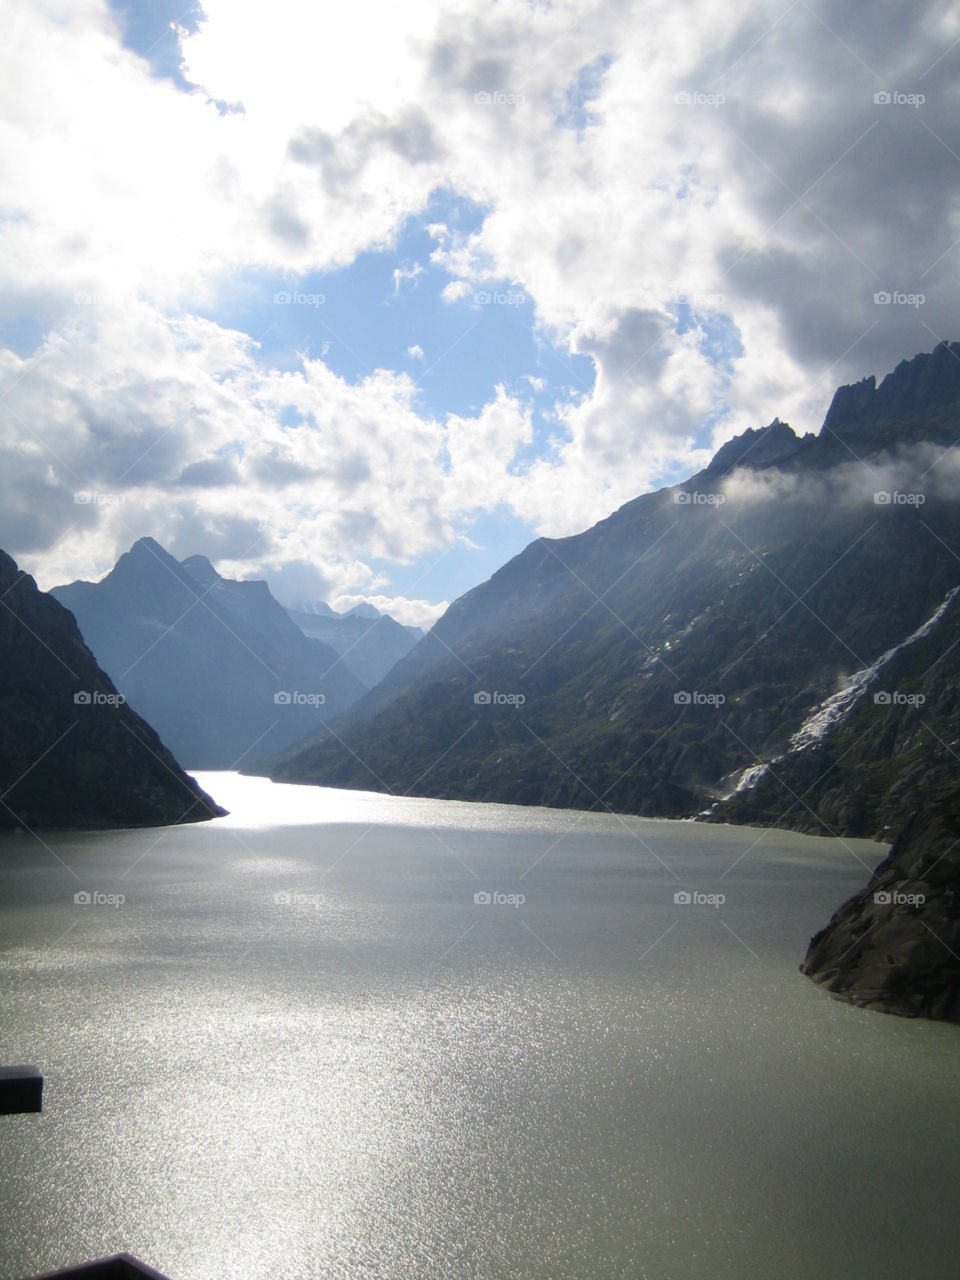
[801,803,960,1024]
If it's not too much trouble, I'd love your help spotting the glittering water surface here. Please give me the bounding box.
[1,773,958,1279]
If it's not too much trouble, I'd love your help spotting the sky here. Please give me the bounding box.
[0,0,957,627]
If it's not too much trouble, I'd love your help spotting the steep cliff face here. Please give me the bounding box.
[0,550,224,829]
[801,803,960,1023]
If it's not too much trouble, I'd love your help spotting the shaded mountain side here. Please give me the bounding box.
[261,343,960,818]
[286,605,421,689]
[707,584,960,838]
[800,803,960,1023]
[330,340,960,729]
[53,540,365,769]
[267,491,960,813]
[0,550,224,830]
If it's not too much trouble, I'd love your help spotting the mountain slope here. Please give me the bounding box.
[0,549,223,829]
[262,342,960,826]
[53,540,365,768]
[708,582,960,837]
[286,603,421,689]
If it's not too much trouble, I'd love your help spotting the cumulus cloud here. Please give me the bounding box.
[441,280,473,303]
[1,0,958,610]
[331,593,447,630]
[0,295,537,601]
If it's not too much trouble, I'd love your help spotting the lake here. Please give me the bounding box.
[1,772,957,1279]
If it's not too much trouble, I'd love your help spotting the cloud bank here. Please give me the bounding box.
[1,0,957,612]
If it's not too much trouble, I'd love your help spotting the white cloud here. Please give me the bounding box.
[393,263,425,293]
[1,0,957,609]
[441,280,473,303]
[407,344,425,359]
[1,296,537,605]
[332,593,446,630]
[443,386,534,516]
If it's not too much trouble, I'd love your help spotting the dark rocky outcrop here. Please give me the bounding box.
[822,340,960,447]
[801,803,960,1023]
[0,549,224,829]
[704,418,807,475]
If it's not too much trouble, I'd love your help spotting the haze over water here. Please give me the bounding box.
[1,774,957,1279]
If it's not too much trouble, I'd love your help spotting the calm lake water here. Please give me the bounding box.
[1,773,957,1279]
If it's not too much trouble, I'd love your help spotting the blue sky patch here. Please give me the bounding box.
[108,0,204,90]
[556,55,614,131]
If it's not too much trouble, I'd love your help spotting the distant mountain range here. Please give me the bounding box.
[0,549,223,829]
[262,342,960,842]
[286,601,422,690]
[52,539,367,768]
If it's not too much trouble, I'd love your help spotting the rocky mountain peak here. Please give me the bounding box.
[821,339,960,445]
[180,554,221,587]
[705,418,801,475]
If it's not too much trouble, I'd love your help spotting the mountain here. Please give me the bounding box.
[707,582,960,837]
[289,599,338,618]
[260,342,960,833]
[52,539,365,768]
[286,601,422,690]
[800,802,960,1023]
[0,549,223,829]
[345,602,381,621]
